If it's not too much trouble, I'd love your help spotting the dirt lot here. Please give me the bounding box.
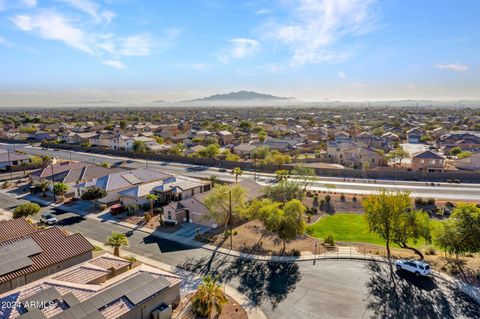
[204,220,332,256]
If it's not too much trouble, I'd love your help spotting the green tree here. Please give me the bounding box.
[168,143,185,156]
[119,120,127,130]
[372,127,384,136]
[81,186,107,207]
[266,150,291,168]
[435,203,480,263]
[290,164,316,191]
[105,232,129,257]
[387,146,409,165]
[392,210,431,259]
[251,146,270,160]
[230,167,243,182]
[258,131,267,142]
[362,190,411,260]
[264,180,303,202]
[198,144,220,159]
[275,169,289,182]
[247,199,284,235]
[239,121,252,132]
[132,140,147,153]
[208,175,219,187]
[13,202,41,218]
[36,180,50,197]
[192,275,228,319]
[449,146,462,156]
[457,151,473,159]
[53,182,69,199]
[146,193,158,222]
[277,199,307,251]
[204,184,247,234]
[153,136,164,144]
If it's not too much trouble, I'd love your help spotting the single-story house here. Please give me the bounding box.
[0,151,31,169]
[163,179,264,227]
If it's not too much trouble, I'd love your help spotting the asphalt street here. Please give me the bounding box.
[0,191,478,319]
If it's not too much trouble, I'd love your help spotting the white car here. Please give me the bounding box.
[395,259,431,276]
[40,213,58,225]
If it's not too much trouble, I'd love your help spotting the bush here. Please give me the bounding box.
[144,213,152,222]
[324,233,335,246]
[340,194,345,202]
[14,202,41,218]
[124,255,137,262]
[414,197,423,205]
[325,195,331,203]
[424,245,436,255]
[427,198,435,205]
[311,207,318,214]
[445,201,454,208]
[99,204,107,210]
[352,196,357,202]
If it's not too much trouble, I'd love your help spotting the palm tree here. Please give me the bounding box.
[36,180,50,197]
[230,167,243,183]
[145,193,158,222]
[192,275,228,319]
[208,175,219,187]
[105,232,129,257]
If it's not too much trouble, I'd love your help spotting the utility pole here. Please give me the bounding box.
[7,149,13,181]
[51,159,56,202]
[224,190,233,249]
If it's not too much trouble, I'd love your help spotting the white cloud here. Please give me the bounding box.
[435,63,468,72]
[119,34,151,56]
[338,71,347,79]
[102,59,125,69]
[221,38,260,63]
[11,11,94,54]
[269,0,377,66]
[19,0,37,8]
[60,0,115,24]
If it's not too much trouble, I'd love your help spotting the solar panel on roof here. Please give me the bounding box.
[21,287,61,309]
[62,292,80,307]
[0,238,43,275]
[125,276,170,305]
[17,309,48,319]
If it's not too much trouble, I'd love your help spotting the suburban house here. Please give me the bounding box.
[0,218,93,294]
[184,145,206,156]
[0,253,181,319]
[147,143,172,153]
[0,150,31,169]
[129,136,158,151]
[30,162,123,196]
[454,152,480,171]
[163,179,264,227]
[217,130,233,145]
[326,141,359,161]
[341,146,384,169]
[233,143,259,157]
[75,168,173,203]
[411,150,445,172]
[406,127,424,143]
[62,132,97,145]
[118,175,211,207]
[89,133,116,147]
[110,135,133,150]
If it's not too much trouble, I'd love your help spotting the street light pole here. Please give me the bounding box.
[51,159,56,202]
[225,190,233,249]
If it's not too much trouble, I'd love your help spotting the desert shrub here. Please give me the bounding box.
[14,202,41,218]
[124,255,137,262]
[144,213,152,222]
[233,230,238,235]
[99,204,107,210]
[324,233,335,246]
[424,245,436,255]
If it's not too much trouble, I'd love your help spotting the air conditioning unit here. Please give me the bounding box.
[151,304,172,319]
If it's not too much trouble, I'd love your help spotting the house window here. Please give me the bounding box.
[420,159,424,164]
[168,211,172,220]
[430,160,435,164]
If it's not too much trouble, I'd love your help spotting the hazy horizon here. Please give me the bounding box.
[1,0,479,106]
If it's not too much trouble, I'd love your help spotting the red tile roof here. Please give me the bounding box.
[0,227,94,283]
[0,218,36,242]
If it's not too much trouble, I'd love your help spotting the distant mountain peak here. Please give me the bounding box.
[188,90,294,102]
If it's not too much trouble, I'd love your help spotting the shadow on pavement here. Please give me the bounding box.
[179,252,301,309]
[365,261,480,319]
[56,215,86,226]
[142,233,193,253]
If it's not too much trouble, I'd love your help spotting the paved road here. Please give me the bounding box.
[1,191,477,319]
[4,143,480,200]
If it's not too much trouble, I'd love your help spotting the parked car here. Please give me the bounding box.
[40,213,58,225]
[395,259,431,276]
[218,168,227,172]
[110,204,125,215]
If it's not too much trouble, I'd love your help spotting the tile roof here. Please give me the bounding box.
[0,227,93,284]
[0,218,36,242]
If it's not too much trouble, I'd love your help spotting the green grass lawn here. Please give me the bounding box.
[307,213,443,248]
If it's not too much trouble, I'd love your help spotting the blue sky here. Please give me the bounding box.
[0,0,479,106]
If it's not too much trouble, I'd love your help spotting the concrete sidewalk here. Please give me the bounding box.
[88,237,268,319]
